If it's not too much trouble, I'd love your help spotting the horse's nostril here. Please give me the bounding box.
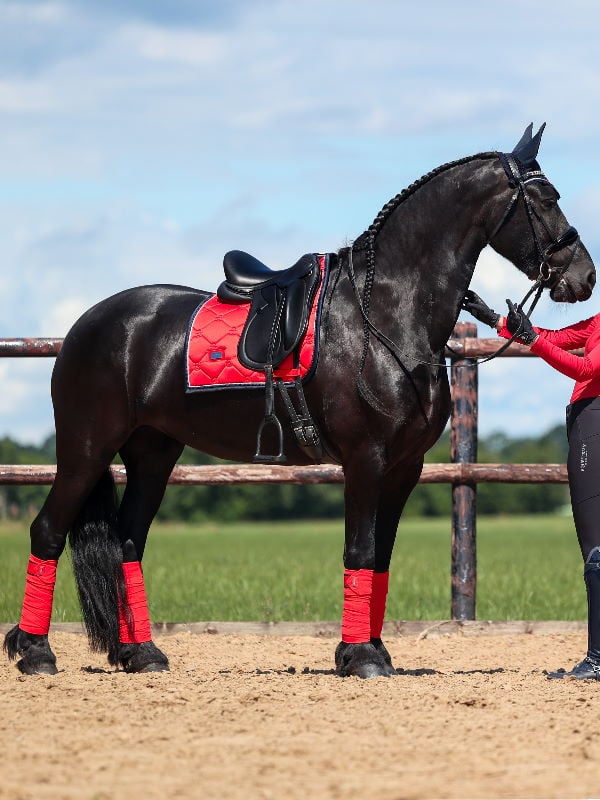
[589,271,597,290]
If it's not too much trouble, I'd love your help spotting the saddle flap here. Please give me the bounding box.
[240,284,284,367]
[238,262,321,371]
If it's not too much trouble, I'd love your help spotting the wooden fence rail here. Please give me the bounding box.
[0,336,566,359]
[0,324,566,621]
[0,462,568,485]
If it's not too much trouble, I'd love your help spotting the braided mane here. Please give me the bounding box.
[343,151,499,371]
[352,151,498,250]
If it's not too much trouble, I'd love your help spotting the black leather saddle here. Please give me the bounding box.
[217,250,321,371]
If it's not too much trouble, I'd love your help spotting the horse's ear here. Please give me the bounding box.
[512,122,546,165]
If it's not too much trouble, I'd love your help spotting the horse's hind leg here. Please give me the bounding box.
[4,465,111,674]
[3,523,59,675]
[114,427,184,673]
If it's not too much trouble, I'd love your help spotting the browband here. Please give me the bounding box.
[497,151,551,188]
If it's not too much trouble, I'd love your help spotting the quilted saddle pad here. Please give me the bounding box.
[185,253,329,392]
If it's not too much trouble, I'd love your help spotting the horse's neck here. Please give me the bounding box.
[367,159,500,354]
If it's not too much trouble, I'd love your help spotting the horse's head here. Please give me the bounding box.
[488,123,596,303]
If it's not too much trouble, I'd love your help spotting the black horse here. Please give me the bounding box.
[5,124,596,677]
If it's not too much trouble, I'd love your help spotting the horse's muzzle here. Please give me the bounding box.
[550,272,595,303]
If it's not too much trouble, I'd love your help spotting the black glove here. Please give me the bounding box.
[461,290,500,328]
[505,299,538,345]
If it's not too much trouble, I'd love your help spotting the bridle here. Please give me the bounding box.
[346,152,580,371]
[477,153,580,362]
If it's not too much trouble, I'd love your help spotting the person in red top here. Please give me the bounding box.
[463,290,600,680]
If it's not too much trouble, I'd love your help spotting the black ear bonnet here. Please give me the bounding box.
[498,122,548,186]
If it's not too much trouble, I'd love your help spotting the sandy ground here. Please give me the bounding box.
[1,628,600,800]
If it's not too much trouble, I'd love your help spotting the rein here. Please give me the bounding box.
[346,153,580,371]
[467,275,543,365]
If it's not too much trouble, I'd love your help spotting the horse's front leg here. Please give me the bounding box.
[335,458,423,678]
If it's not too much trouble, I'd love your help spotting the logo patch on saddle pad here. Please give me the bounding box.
[185,254,329,391]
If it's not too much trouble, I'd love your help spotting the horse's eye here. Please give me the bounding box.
[541,198,557,210]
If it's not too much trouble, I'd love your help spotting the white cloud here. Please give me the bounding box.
[130,25,228,66]
[0,78,58,113]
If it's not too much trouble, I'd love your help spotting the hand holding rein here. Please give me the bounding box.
[505,299,538,345]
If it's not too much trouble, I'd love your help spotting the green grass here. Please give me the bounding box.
[0,514,586,623]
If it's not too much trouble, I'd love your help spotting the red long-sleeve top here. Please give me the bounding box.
[499,314,600,403]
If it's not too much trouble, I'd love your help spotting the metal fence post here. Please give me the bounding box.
[450,322,478,620]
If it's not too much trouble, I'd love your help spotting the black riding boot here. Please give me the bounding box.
[548,546,600,680]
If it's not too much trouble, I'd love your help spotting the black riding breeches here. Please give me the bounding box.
[567,397,600,561]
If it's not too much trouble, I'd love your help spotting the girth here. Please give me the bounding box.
[216,250,323,463]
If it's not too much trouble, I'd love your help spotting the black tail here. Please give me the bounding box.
[68,469,126,665]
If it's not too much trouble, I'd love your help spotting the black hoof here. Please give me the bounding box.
[370,637,398,676]
[3,625,58,675]
[335,641,391,678]
[548,656,600,680]
[118,641,170,673]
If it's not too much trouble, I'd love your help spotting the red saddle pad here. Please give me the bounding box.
[185,254,329,391]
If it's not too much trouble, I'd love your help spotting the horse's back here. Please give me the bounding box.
[59,284,206,357]
[67,284,204,330]
[52,284,209,422]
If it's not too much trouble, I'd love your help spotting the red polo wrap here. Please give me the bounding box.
[342,569,374,643]
[118,561,152,644]
[19,555,58,635]
[370,571,390,638]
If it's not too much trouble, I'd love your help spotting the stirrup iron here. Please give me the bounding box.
[253,366,287,464]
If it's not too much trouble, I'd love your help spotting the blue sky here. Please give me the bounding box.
[2,0,600,444]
